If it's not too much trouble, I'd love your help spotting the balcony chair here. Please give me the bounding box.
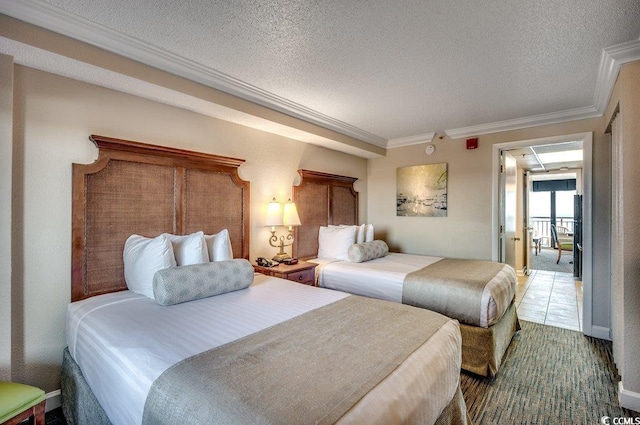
[550,224,573,264]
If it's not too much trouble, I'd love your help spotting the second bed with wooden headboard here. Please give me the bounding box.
[62,135,469,425]
[293,168,520,378]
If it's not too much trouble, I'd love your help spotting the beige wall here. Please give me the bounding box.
[0,54,13,381]
[369,118,603,256]
[368,138,494,259]
[7,65,367,391]
[605,61,640,397]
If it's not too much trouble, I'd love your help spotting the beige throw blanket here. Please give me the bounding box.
[143,295,450,425]
[403,258,505,327]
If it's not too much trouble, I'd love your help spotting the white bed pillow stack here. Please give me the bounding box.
[123,229,234,300]
[363,224,374,243]
[318,224,375,260]
[327,224,374,243]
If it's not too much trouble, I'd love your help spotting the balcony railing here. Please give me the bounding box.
[530,217,574,248]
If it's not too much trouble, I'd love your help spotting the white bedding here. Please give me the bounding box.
[312,252,516,328]
[66,273,461,425]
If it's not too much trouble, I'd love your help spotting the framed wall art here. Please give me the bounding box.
[396,163,448,217]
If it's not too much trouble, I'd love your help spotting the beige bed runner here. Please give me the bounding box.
[403,258,505,327]
[143,295,451,425]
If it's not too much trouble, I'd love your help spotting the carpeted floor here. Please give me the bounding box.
[46,320,638,425]
[461,320,639,424]
[531,247,573,273]
[45,407,66,424]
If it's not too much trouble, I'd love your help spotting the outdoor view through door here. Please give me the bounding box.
[529,178,579,276]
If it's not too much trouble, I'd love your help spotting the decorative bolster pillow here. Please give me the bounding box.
[153,259,254,306]
[347,240,389,263]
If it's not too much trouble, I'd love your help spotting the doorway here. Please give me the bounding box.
[521,171,583,331]
[528,173,579,275]
[493,133,592,335]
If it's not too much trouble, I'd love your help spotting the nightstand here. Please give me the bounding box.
[254,261,317,286]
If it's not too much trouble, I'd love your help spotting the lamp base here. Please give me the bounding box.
[272,252,291,263]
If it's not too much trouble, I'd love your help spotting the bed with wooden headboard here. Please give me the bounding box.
[292,169,359,260]
[71,135,250,302]
[293,169,520,378]
[62,136,468,425]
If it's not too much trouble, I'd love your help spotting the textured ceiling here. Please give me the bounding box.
[2,0,640,149]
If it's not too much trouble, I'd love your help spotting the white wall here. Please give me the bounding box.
[8,65,367,391]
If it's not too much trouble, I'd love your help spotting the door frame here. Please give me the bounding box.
[499,151,518,268]
[523,170,532,275]
[491,132,593,336]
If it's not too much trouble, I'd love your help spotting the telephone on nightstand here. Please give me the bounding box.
[256,257,278,268]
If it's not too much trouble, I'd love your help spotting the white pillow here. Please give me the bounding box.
[123,234,176,299]
[318,225,357,261]
[356,224,366,244]
[364,224,374,242]
[204,229,234,261]
[329,224,364,243]
[163,231,209,266]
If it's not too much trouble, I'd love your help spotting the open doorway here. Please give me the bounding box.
[528,172,580,276]
[495,135,590,333]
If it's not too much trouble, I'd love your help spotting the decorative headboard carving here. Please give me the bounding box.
[71,135,250,301]
[292,169,358,260]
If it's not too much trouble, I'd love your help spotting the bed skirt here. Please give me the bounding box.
[460,302,520,378]
[61,347,470,425]
[61,348,112,425]
[434,384,473,425]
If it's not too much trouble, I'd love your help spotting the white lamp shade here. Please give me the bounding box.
[265,199,283,226]
[283,201,301,226]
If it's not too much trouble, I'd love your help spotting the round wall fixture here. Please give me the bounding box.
[425,144,436,155]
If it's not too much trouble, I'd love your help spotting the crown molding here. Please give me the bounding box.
[445,38,640,140]
[387,132,436,148]
[593,38,640,114]
[3,1,639,149]
[444,106,601,140]
[0,0,387,148]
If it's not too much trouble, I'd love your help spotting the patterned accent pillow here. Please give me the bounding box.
[347,240,389,263]
[153,259,254,306]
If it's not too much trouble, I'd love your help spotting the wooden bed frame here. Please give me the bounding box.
[292,169,358,260]
[291,169,520,377]
[71,135,250,302]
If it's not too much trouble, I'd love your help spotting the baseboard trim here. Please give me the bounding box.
[619,381,640,413]
[45,389,61,412]
[587,325,611,340]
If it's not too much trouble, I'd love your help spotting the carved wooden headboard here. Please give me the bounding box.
[71,135,250,301]
[292,169,359,260]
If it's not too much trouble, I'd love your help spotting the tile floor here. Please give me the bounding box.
[515,269,583,331]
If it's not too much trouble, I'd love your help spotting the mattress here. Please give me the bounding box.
[312,252,516,327]
[66,273,461,425]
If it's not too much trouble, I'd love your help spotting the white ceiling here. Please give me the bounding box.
[1,1,640,155]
